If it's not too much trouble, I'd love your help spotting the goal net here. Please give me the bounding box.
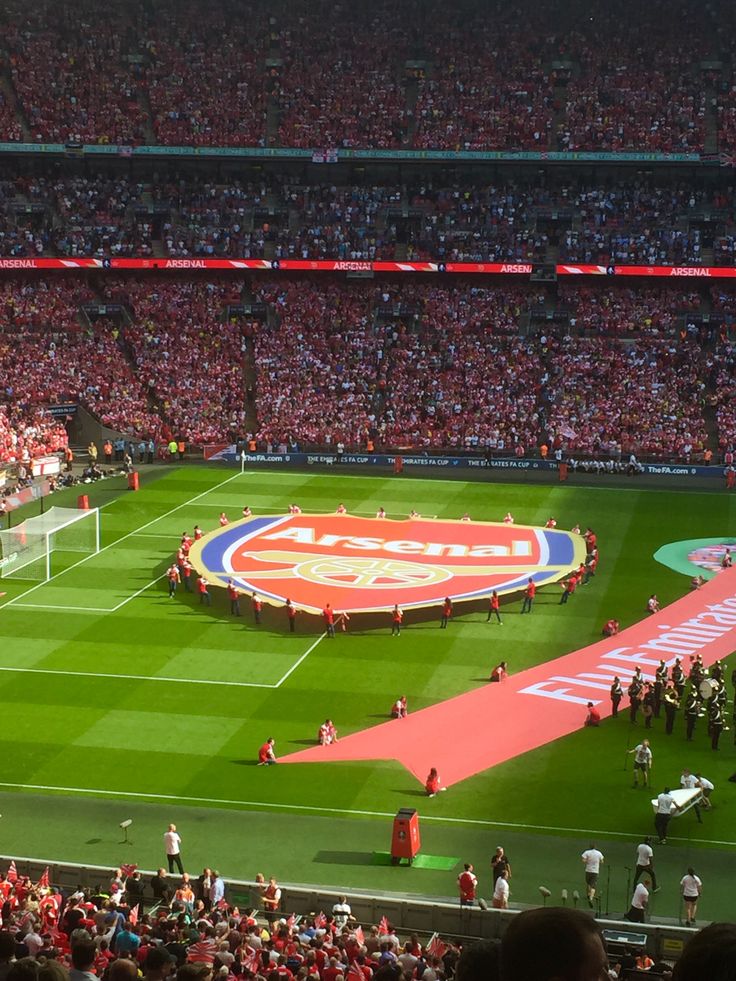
[0,506,100,581]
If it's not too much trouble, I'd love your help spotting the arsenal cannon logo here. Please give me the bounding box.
[189,514,586,613]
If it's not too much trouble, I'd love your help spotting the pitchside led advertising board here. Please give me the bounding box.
[189,514,586,613]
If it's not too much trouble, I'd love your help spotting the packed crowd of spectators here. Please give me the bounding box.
[275,1,409,149]
[3,859,733,980]
[5,172,731,267]
[542,336,708,459]
[0,274,734,462]
[558,285,700,336]
[0,0,733,153]
[109,280,249,443]
[142,0,269,148]
[4,0,148,145]
[0,279,161,451]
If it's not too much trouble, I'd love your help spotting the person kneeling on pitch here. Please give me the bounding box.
[584,702,601,727]
[425,767,446,797]
[257,738,277,766]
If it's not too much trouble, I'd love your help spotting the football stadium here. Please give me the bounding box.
[1,1,736,978]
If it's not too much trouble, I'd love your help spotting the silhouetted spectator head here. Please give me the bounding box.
[71,941,97,972]
[673,923,736,981]
[456,939,501,981]
[7,959,40,981]
[500,907,608,981]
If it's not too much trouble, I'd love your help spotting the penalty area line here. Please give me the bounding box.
[0,666,277,689]
[274,632,327,687]
[0,779,731,846]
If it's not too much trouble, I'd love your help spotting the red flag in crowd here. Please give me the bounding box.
[36,868,49,890]
[314,912,327,929]
[286,913,296,929]
[6,862,17,884]
[244,947,262,975]
[347,963,363,981]
[426,934,448,959]
[128,905,139,926]
[378,916,390,936]
[353,925,364,945]
[120,864,138,878]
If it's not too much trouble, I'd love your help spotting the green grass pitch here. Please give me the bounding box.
[0,465,735,922]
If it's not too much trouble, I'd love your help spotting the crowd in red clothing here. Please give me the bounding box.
[0,0,733,153]
[0,275,735,461]
[110,280,248,443]
[543,336,708,460]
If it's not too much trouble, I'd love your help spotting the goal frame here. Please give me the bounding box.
[0,506,101,581]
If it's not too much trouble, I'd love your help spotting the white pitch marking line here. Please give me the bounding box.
[0,471,246,613]
[0,665,277,689]
[109,575,166,612]
[0,779,729,846]
[274,632,326,687]
[11,604,114,613]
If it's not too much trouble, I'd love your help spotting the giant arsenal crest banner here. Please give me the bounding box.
[189,514,586,613]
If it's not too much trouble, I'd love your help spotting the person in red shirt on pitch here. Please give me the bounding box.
[219,512,229,526]
[490,661,508,683]
[458,864,478,906]
[181,558,193,592]
[425,767,446,798]
[242,506,252,518]
[286,598,297,632]
[603,618,620,636]
[198,575,211,606]
[193,525,203,540]
[559,576,577,605]
[336,503,347,514]
[167,563,181,597]
[585,702,601,727]
[391,604,403,635]
[545,517,557,528]
[391,695,408,718]
[726,466,735,489]
[440,596,452,628]
[252,592,263,624]
[486,590,502,624]
[521,578,536,614]
[323,603,335,637]
[257,738,277,766]
[228,580,242,616]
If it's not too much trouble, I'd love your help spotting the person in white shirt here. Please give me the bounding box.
[681,867,703,926]
[625,879,649,923]
[331,896,352,928]
[654,787,676,843]
[581,845,605,907]
[492,868,510,909]
[695,772,714,810]
[164,823,184,874]
[633,837,658,892]
[628,739,652,788]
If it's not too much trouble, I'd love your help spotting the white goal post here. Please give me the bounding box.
[0,506,100,581]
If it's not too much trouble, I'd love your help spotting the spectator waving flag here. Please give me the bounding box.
[36,867,50,890]
[314,912,327,929]
[353,925,364,945]
[426,934,448,959]
[243,947,262,975]
[347,963,363,981]
[378,916,390,936]
[6,861,17,884]
[286,913,296,929]
[128,904,139,926]
[120,863,138,878]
